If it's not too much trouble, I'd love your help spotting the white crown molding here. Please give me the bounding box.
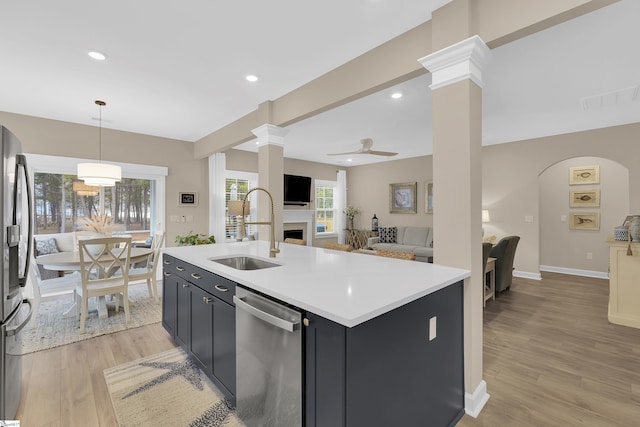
[251,124,289,147]
[418,35,491,90]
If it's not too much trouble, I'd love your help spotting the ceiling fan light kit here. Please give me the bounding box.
[328,138,398,157]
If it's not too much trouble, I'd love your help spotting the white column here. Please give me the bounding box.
[208,153,226,244]
[336,169,347,244]
[251,124,289,244]
[419,35,491,418]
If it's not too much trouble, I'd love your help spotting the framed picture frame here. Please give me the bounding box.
[178,191,198,206]
[622,215,637,227]
[569,165,600,185]
[389,182,417,214]
[425,181,433,214]
[569,189,600,208]
[569,212,600,230]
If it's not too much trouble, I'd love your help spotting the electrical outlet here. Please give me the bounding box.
[170,215,180,222]
[525,215,534,223]
[587,252,593,260]
[186,215,194,222]
[560,215,567,222]
[180,215,186,223]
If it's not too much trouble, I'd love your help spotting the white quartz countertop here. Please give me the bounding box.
[163,241,469,328]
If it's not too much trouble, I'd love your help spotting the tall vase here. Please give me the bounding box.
[630,216,640,242]
[347,218,354,230]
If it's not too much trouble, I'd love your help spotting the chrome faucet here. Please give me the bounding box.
[238,187,280,258]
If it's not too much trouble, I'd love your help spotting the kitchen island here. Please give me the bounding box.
[163,240,470,427]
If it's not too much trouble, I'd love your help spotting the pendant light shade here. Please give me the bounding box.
[77,100,122,187]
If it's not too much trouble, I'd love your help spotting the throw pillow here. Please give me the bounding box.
[379,226,397,244]
[35,238,59,256]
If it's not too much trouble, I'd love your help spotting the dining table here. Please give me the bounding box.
[36,247,153,319]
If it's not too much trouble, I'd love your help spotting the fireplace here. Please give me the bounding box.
[282,210,314,246]
[284,229,304,240]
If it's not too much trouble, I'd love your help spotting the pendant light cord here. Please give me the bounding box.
[96,100,106,163]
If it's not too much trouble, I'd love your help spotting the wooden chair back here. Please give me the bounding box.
[284,238,306,245]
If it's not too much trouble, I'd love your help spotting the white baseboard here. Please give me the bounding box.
[539,265,609,279]
[465,380,490,418]
[513,270,542,280]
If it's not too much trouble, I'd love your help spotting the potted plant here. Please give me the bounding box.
[175,231,216,246]
[343,206,361,230]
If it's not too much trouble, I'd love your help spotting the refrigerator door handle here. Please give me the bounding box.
[6,299,32,337]
[234,295,300,332]
[14,154,33,288]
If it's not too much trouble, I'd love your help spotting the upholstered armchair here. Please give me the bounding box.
[489,236,520,294]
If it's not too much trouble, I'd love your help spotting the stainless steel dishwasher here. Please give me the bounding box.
[234,287,302,427]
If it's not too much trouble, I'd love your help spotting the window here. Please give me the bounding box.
[315,180,337,234]
[27,154,167,241]
[34,173,153,238]
[225,171,257,241]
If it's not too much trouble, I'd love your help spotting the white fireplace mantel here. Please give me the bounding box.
[283,210,314,246]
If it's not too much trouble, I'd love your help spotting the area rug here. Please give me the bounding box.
[22,282,161,354]
[104,347,244,427]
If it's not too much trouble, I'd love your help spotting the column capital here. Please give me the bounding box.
[251,124,289,147]
[418,35,491,90]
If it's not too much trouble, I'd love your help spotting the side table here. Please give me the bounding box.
[484,257,496,307]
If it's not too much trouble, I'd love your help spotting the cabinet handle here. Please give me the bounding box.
[163,272,172,277]
[163,260,172,265]
[182,283,189,288]
[203,297,213,304]
[176,266,185,271]
[191,273,202,280]
[214,285,228,292]
[303,318,310,327]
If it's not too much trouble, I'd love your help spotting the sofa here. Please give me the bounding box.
[367,226,433,262]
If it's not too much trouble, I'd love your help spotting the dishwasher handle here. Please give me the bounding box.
[234,295,300,332]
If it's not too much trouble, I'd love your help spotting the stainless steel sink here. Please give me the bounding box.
[210,256,281,271]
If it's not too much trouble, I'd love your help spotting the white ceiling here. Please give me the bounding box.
[2,1,638,167]
[0,0,450,142]
[237,0,640,166]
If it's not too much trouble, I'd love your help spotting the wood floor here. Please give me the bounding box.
[15,273,640,426]
[458,272,640,427]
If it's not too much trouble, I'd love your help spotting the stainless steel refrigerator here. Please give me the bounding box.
[0,126,33,421]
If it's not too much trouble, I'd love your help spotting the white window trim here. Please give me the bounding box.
[225,170,258,242]
[315,179,338,237]
[26,153,167,233]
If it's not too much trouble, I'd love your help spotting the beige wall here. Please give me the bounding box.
[348,122,640,276]
[539,156,628,274]
[0,111,208,247]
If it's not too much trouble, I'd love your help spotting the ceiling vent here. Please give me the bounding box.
[581,85,639,110]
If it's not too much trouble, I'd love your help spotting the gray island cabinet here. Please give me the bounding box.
[162,241,469,427]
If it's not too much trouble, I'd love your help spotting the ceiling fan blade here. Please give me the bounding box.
[327,150,360,156]
[368,150,398,156]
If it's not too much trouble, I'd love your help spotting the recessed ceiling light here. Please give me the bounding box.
[246,75,258,82]
[347,158,353,162]
[88,51,106,61]
[391,92,403,99]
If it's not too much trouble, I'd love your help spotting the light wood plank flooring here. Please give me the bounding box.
[459,272,640,427]
[15,273,640,426]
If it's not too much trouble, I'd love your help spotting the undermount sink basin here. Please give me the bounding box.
[210,256,281,271]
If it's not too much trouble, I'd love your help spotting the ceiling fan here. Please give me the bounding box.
[328,138,398,157]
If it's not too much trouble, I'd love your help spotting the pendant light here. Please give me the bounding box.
[77,100,122,186]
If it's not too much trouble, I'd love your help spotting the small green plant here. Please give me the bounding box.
[175,231,216,246]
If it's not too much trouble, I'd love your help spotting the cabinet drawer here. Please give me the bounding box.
[163,255,236,305]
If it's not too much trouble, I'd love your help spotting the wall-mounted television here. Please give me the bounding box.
[284,174,311,205]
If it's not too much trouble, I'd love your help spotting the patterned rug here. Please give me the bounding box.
[22,281,162,354]
[104,347,244,427]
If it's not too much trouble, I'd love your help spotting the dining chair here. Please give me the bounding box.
[128,232,165,302]
[27,260,81,328]
[76,236,132,332]
[284,238,306,245]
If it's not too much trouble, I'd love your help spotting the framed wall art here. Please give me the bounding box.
[389,182,417,214]
[569,189,600,208]
[425,181,433,214]
[178,191,198,206]
[569,212,600,230]
[569,165,599,185]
